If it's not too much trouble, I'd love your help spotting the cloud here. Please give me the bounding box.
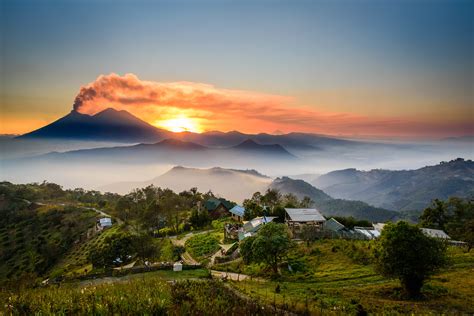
[72,73,473,138]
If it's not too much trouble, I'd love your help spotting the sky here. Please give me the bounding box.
[1,0,473,139]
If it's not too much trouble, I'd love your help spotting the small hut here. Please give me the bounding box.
[173,261,183,272]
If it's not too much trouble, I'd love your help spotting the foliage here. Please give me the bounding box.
[231,240,474,315]
[240,236,257,264]
[375,221,447,297]
[241,222,292,274]
[1,272,274,315]
[420,197,474,250]
[0,189,97,282]
[88,233,136,268]
[185,233,220,260]
[332,216,372,229]
[189,208,211,228]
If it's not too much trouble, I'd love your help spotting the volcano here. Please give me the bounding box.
[18,108,170,143]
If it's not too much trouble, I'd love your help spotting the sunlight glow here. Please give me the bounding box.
[154,116,203,133]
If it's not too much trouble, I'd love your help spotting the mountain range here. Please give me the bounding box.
[16,108,373,152]
[34,137,296,167]
[101,165,398,221]
[312,158,474,211]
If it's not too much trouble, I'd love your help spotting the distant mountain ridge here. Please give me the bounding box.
[101,166,397,221]
[313,158,474,211]
[269,176,398,222]
[36,137,296,165]
[18,107,377,152]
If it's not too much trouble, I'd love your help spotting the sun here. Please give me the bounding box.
[154,116,203,133]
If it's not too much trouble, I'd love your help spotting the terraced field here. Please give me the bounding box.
[0,205,98,280]
[52,225,124,277]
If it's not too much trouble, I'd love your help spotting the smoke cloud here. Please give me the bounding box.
[71,73,473,138]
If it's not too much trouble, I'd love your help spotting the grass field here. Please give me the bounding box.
[228,240,474,314]
[1,269,275,315]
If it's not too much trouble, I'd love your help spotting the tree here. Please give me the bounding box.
[245,222,292,274]
[240,236,256,264]
[420,198,474,251]
[420,199,448,230]
[88,234,136,268]
[375,221,447,297]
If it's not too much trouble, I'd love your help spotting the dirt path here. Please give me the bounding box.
[210,270,251,281]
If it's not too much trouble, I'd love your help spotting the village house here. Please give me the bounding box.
[97,217,112,231]
[228,205,245,222]
[238,216,277,240]
[421,228,451,239]
[353,226,381,240]
[284,208,326,234]
[204,198,235,219]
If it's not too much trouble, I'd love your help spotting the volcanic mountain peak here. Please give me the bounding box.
[18,107,168,143]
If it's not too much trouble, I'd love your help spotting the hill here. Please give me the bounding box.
[0,183,99,281]
[270,177,398,222]
[313,158,474,211]
[18,108,169,143]
[101,166,273,203]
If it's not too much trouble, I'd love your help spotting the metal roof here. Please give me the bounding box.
[285,208,326,222]
[324,218,346,232]
[242,216,277,233]
[229,205,245,217]
[99,218,112,225]
[354,227,380,240]
[421,228,451,239]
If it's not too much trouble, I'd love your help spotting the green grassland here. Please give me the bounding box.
[1,270,275,315]
[226,240,474,314]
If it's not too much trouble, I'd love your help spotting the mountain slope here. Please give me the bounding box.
[313,158,474,211]
[18,108,169,143]
[100,166,273,203]
[270,177,398,222]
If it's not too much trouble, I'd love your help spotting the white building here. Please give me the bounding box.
[98,217,112,229]
[173,261,183,272]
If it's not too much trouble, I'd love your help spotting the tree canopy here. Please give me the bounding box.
[375,221,447,297]
[239,222,292,274]
[420,197,473,250]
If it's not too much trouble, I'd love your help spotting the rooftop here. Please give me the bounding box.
[421,228,451,239]
[324,218,346,232]
[229,205,245,217]
[285,208,326,222]
[242,216,277,233]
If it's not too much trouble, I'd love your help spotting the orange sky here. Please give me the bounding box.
[1,72,473,139]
